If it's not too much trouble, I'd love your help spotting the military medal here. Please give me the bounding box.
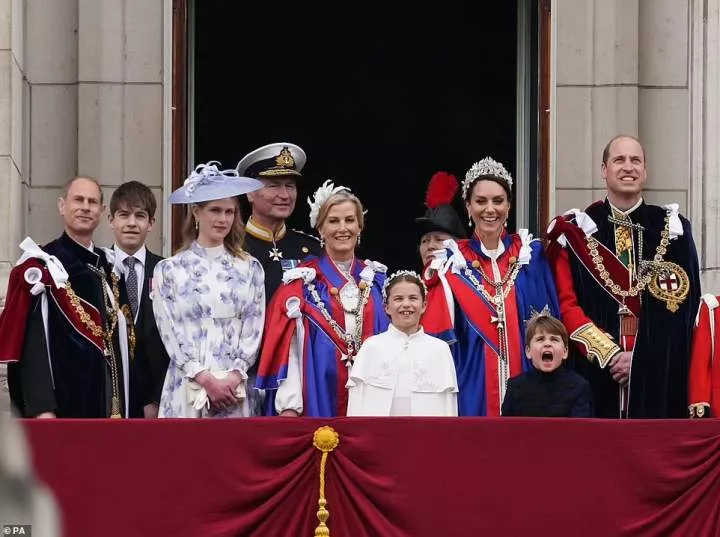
[269,246,283,261]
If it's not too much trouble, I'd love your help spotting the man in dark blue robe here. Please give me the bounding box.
[0,177,132,418]
[547,135,700,418]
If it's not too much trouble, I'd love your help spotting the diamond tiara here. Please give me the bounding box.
[382,270,428,301]
[461,157,514,199]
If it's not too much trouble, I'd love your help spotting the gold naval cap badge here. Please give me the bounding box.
[275,146,295,169]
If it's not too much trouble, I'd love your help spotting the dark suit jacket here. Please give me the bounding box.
[138,250,170,405]
[501,367,593,418]
[115,247,170,411]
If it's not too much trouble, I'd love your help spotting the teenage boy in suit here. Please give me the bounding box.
[108,181,169,418]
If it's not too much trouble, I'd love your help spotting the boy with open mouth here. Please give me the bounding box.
[501,314,593,417]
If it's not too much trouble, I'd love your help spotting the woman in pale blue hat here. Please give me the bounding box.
[152,162,266,418]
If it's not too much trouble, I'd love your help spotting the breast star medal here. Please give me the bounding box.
[647,261,690,312]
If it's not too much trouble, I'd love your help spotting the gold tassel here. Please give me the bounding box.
[313,426,340,537]
[110,396,122,419]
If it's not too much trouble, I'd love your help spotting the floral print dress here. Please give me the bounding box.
[152,242,265,417]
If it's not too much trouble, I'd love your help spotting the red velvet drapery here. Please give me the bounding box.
[23,418,720,537]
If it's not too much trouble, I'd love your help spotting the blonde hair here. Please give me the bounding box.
[179,199,248,259]
[315,190,365,231]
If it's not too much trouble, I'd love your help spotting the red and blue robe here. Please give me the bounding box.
[256,256,389,417]
[422,232,560,416]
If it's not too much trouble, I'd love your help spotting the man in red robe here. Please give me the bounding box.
[688,294,720,418]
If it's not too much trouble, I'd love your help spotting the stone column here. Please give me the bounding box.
[0,0,167,407]
[24,0,79,241]
[555,0,716,292]
[691,0,720,291]
[0,0,29,308]
[77,0,165,252]
[554,0,692,214]
[554,0,640,214]
[0,0,34,408]
[637,0,690,211]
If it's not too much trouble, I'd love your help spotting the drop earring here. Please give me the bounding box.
[320,237,325,248]
[468,215,473,227]
[357,234,362,246]
[195,220,199,231]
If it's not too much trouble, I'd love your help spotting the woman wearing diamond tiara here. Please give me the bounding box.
[347,270,458,417]
[152,162,266,418]
[422,157,560,416]
[256,180,390,417]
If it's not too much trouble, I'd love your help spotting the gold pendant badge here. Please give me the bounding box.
[275,147,295,169]
[647,261,690,312]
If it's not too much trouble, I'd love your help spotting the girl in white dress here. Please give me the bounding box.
[153,162,266,418]
[347,271,459,417]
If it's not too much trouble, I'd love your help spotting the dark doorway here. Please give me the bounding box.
[192,1,523,273]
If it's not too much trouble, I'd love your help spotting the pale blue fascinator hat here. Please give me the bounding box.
[168,161,264,204]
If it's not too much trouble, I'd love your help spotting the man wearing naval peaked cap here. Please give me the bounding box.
[237,142,322,302]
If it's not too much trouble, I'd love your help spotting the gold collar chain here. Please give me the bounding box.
[87,265,124,418]
[307,282,372,364]
[586,212,671,298]
[463,261,521,307]
[461,261,521,367]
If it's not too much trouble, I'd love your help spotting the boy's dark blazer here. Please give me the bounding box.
[114,246,170,412]
[136,249,170,407]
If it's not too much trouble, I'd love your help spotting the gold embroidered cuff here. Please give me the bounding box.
[570,323,621,369]
[688,403,711,419]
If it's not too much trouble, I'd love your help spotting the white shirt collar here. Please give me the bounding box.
[68,234,95,252]
[608,197,643,217]
[113,244,147,266]
[387,323,425,340]
[480,239,506,260]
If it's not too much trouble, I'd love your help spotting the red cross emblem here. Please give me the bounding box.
[658,273,679,291]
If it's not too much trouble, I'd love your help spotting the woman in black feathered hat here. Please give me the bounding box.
[415,172,467,268]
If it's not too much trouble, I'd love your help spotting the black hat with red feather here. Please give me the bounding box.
[415,171,466,239]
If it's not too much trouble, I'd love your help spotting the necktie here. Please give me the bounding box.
[612,211,634,271]
[124,256,139,318]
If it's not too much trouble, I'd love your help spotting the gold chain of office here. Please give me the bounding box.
[464,261,522,307]
[585,211,671,298]
[307,282,372,362]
